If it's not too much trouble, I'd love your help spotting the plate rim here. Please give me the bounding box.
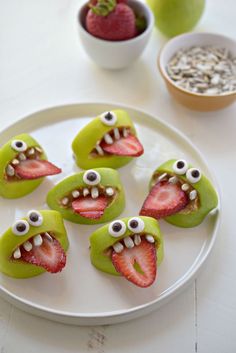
[0,102,221,325]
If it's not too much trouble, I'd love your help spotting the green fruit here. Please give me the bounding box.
[90,216,164,276]
[47,168,125,224]
[0,134,47,198]
[147,0,205,37]
[148,159,218,228]
[0,210,69,278]
[72,109,139,170]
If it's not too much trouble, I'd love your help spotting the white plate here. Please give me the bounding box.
[0,103,220,326]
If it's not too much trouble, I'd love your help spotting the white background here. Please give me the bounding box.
[0,0,236,352]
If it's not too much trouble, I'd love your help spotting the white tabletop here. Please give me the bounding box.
[0,0,235,352]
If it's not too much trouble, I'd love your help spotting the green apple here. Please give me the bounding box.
[47,168,125,225]
[147,0,205,37]
[0,210,69,278]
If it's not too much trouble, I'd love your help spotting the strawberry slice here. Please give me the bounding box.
[140,181,188,219]
[20,235,66,273]
[112,239,157,288]
[15,159,61,179]
[72,196,108,219]
[100,135,144,157]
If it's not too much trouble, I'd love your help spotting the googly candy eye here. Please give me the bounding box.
[186,168,201,183]
[109,220,126,237]
[100,111,117,126]
[12,220,30,236]
[27,210,43,227]
[83,170,101,186]
[127,217,145,233]
[173,159,188,175]
[11,140,27,152]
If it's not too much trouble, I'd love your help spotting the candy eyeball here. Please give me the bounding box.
[100,111,117,126]
[173,159,188,175]
[11,140,27,152]
[127,217,144,233]
[186,168,201,183]
[12,220,30,236]
[83,170,101,186]
[27,210,43,227]
[109,220,126,237]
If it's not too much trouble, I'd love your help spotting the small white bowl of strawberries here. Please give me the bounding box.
[78,0,154,69]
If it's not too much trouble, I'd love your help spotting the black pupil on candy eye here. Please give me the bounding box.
[16,141,23,148]
[87,172,97,181]
[192,170,200,178]
[130,220,138,229]
[105,112,113,121]
[177,161,185,169]
[30,213,39,222]
[16,223,26,232]
[112,222,122,232]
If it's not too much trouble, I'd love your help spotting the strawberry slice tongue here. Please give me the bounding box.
[15,159,61,179]
[72,196,108,219]
[20,235,66,273]
[140,181,188,219]
[100,134,144,157]
[111,239,157,288]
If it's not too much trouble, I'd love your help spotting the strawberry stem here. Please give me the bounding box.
[135,15,147,33]
[89,0,117,17]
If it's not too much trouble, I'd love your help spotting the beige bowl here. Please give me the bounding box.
[158,32,236,111]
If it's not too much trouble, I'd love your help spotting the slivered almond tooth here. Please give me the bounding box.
[145,235,155,243]
[44,232,53,241]
[134,234,141,246]
[181,183,190,191]
[11,159,20,166]
[189,190,197,200]
[123,128,128,138]
[124,236,134,249]
[18,152,27,161]
[91,187,99,199]
[13,247,21,259]
[106,187,114,196]
[72,190,80,198]
[6,164,15,176]
[23,240,33,252]
[95,144,104,156]
[83,188,90,197]
[35,146,43,153]
[158,173,167,182]
[104,133,113,144]
[33,234,43,246]
[169,176,178,184]
[62,197,69,206]
[27,147,35,156]
[113,242,124,253]
[113,128,120,140]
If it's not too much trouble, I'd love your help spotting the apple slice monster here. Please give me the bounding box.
[47,168,125,224]
[0,134,62,198]
[90,216,164,288]
[72,110,144,169]
[0,210,69,278]
[140,159,218,228]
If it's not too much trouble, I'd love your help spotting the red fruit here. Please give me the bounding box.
[112,239,157,288]
[140,181,188,219]
[72,196,108,219]
[100,135,144,157]
[15,159,61,179]
[86,2,137,41]
[20,235,66,273]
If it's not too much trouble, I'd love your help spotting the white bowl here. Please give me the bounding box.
[158,32,236,111]
[77,0,154,70]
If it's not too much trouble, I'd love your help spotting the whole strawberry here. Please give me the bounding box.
[86,0,137,41]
